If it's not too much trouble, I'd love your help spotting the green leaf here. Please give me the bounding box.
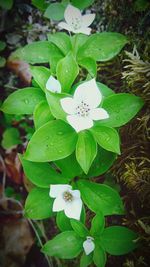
[90,212,105,237]
[42,231,83,259]
[55,153,83,179]
[101,226,138,255]
[93,243,106,267]
[1,127,21,149]
[10,41,63,64]
[80,252,93,267]
[77,180,125,216]
[19,154,69,188]
[46,91,67,121]
[90,126,120,154]
[1,88,45,115]
[32,0,48,12]
[71,0,94,9]
[30,66,51,92]
[78,57,97,77]
[25,187,54,219]
[98,93,144,127]
[71,34,88,55]
[48,32,72,55]
[56,206,86,232]
[34,101,53,130]
[0,56,6,67]
[0,0,13,10]
[56,211,73,231]
[70,219,89,238]
[76,131,97,174]
[56,52,79,93]
[0,41,6,51]
[77,32,128,62]
[24,120,77,162]
[87,147,116,178]
[44,3,65,21]
[97,82,114,97]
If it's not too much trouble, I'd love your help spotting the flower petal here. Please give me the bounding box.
[58,22,73,32]
[74,79,102,108]
[64,198,82,220]
[60,97,77,115]
[82,14,95,27]
[49,184,72,198]
[46,75,61,93]
[64,4,81,25]
[89,108,109,121]
[52,196,66,212]
[83,239,95,255]
[78,26,91,35]
[67,115,93,132]
[71,189,81,199]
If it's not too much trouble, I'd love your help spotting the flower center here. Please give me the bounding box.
[71,17,81,30]
[63,191,73,202]
[76,101,90,117]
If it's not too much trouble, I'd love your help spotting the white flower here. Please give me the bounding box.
[60,79,109,132]
[58,4,95,35]
[49,184,82,220]
[46,75,61,93]
[83,236,95,255]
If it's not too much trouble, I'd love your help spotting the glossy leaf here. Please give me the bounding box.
[25,187,53,219]
[48,32,72,55]
[76,131,97,174]
[80,252,93,267]
[1,127,21,149]
[33,101,54,130]
[101,226,138,255]
[19,154,69,188]
[46,91,67,121]
[86,147,116,178]
[55,153,83,179]
[30,66,51,92]
[97,82,114,97]
[24,120,77,162]
[93,243,106,267]
[10,41,61,64]
[78,57,97,77]
[77,32,128,62]
[77,180,125,216]
[44,3,65,21]
[99,93,144,127]
[90,126,120,154]
[56,206,86,232]
[90,212,105,237]
[56,52,79,93]
[71,0,94,9]
[42,231,83,259]
[1,88,45,115]
[70,219,89,238]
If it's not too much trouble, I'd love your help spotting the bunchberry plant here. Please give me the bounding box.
[1,1,144,266]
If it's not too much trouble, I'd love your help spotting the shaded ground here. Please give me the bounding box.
[0,0,150,267]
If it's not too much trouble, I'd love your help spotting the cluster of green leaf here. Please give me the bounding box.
[32,0,95,20]
[1,0,144,266]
